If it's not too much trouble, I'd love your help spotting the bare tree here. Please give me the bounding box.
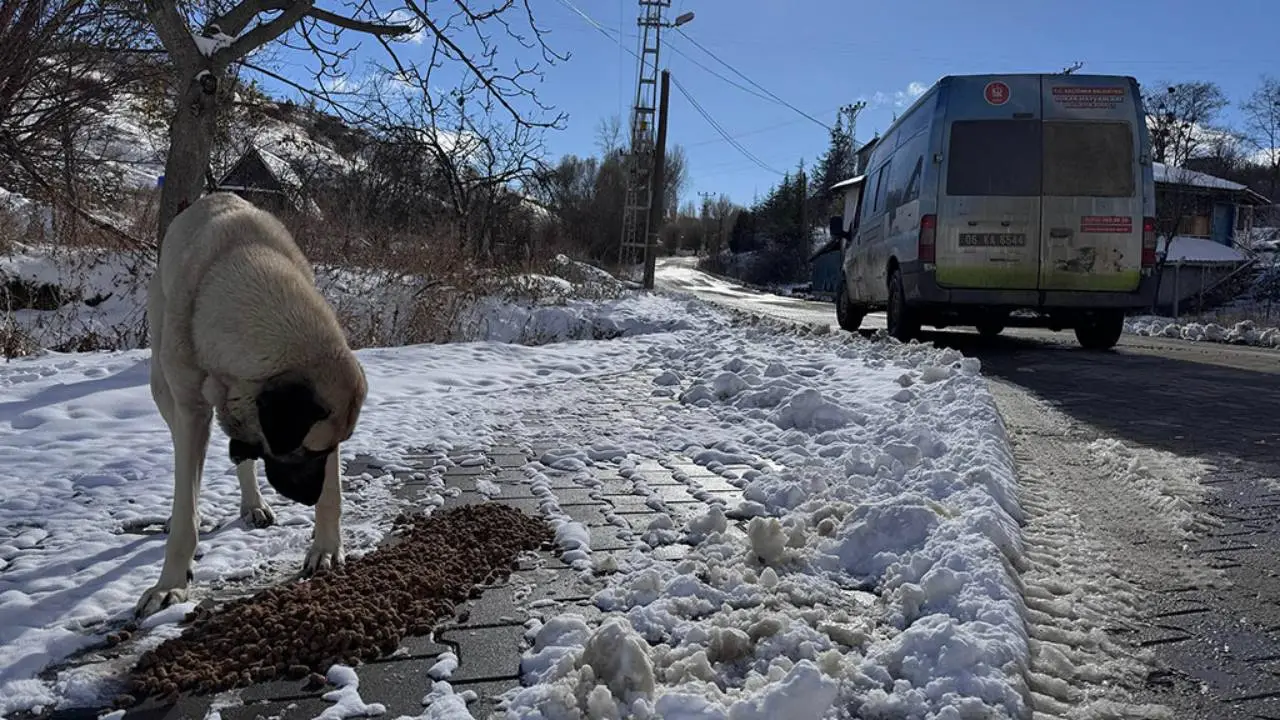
[1243,75,1280,200]
[1145,82,1229,167]
[595,115,623,157]
[0,0,154,241]
[142,0,566,248]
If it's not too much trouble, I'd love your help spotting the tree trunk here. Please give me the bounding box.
[156,69,221,251]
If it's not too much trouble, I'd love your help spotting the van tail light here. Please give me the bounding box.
[919,214,937,263]
[1141,216,1157,267]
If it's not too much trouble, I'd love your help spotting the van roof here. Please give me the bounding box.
[937,72,1139,83]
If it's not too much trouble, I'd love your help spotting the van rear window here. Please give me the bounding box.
[946,120,1041,196]
[1043,121,1135,197]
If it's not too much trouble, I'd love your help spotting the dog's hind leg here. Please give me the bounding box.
[236,460,276,528]
[137,403,212,617]
[303,450,344,576]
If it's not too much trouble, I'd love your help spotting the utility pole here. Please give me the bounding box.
[618,0,693,288]
[697,190,716,254]
[642,69,670,289]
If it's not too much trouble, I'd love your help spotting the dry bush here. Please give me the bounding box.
[279,201,562,349]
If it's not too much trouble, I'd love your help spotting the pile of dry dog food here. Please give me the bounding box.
[125,503,552,702]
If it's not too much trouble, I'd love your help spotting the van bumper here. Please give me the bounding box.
[901,261,1157,310]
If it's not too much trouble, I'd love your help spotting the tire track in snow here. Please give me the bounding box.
[991,381,1217,720]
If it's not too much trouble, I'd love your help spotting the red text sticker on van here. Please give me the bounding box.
[1052,86,1126,110]
[1080,215,1133,233]
[984,81,1010,106]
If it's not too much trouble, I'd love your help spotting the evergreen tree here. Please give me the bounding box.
[810,103,863,223]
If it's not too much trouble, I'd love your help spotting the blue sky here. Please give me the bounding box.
[264,0,1278,207]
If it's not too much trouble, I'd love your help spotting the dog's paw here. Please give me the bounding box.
[302,540,344,577]
[241,503,276,529]
[135,584,189,618]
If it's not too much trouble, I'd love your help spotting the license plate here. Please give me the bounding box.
[958,233,1027,248]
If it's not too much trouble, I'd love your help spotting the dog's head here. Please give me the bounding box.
[222,355,367,506]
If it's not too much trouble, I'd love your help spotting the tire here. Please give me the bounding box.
[975,321,1005,338]
[886,269,920,342]
[1073,311,1124,350]
[835,273,865,332]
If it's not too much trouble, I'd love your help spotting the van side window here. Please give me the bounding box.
[873,162,892,214]
[863,168,882,216]
[903,156,924,203]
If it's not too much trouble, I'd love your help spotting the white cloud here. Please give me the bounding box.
[864,80,928,110]
[388,8,427,44]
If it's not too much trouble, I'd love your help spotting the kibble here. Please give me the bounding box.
[125,504,551,701]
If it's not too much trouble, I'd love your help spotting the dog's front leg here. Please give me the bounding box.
[303,450,344,575]
[236,460,276,528]
[137,405,212,617]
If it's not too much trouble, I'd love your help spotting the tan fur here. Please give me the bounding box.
[138,192,366,618]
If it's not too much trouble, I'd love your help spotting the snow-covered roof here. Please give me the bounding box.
[1158,235,1247,263]
[254,146,304,191]
[1152,162,1246,191]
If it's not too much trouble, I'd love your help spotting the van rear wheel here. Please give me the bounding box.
[836,273,865,332]
[886,269,920,342]
[1074,311,1124,351]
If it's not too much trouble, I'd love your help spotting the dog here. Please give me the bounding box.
[137,192,367,618]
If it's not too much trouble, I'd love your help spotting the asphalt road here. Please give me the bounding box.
[657,257,1280,719]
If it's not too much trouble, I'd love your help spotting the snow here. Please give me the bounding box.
[1158,235,1247,263]
[318,664,386,719]
[1152,162,1248,192]
[0,260,1031,719]
[1126,315,1280,348]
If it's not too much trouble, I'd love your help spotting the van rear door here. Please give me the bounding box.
[1038,78,1144,292]
[936,75,1043,290]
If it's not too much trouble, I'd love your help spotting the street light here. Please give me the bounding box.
[673,11,694,27]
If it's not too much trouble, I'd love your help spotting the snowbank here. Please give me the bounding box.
[1,245,646,354]
[503,316,1029,718]
[0,290,1030,719]
[1158,236,1247,263]
[1126,314,1280,348]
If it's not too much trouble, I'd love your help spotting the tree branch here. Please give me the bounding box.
[307,6,412,36]
[220,0,314,65]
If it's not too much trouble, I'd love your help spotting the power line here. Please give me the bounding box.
[674,28,831,131]
[670,74,783,176]
[555,0,788,177]
[555,0,815,116]
[685,106,849,148]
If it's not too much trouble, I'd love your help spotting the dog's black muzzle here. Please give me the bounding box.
[229,440,331,506]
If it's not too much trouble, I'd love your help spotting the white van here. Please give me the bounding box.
[830,73,1158,350]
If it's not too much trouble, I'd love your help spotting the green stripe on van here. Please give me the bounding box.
[1039,270,1141,291]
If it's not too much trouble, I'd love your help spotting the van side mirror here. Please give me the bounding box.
[829,215,847,240]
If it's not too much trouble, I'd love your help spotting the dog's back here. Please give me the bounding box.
[153,193,350,382]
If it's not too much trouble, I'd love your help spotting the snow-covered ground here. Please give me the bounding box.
[0,275,1031,719]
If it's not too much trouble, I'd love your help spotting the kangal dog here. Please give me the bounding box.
[138,192,366,617]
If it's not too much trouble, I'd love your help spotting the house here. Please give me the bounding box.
[1153,162,1271,248]
[214,145,309,214]
[809,174,867,298]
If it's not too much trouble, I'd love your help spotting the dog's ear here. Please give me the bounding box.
[256,374,329,455]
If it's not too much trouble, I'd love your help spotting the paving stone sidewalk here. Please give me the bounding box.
[37,433,747,720]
